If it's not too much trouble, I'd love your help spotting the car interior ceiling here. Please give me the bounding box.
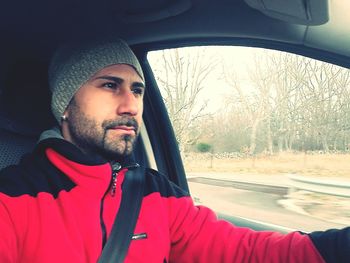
[0,0,348,170]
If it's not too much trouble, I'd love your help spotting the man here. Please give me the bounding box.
[0,39,349,263]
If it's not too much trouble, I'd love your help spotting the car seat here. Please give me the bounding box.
[0,58,54,169]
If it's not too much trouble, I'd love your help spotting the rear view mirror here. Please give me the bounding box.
[245,0,329,25]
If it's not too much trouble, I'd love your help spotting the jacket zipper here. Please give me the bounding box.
[100,162,122,248]
[110,162,121,196]
[100,162,140,247]
[110,163,141,196]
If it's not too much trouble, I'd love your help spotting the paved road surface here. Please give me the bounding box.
[188,176,348,232]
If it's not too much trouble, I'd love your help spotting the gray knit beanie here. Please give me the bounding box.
[48,39,144,124]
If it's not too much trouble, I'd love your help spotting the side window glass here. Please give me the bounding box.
[147,47,350,232]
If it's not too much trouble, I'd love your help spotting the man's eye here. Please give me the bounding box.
[133,87,144,96]
[102,82,117,89]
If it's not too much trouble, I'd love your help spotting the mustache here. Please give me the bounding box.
[102,117,139,131]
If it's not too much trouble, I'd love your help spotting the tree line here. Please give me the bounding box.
[149,48,350,155]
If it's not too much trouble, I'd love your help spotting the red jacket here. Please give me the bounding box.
[0,136,348,262]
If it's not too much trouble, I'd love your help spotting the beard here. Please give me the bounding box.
[66,99,139,160]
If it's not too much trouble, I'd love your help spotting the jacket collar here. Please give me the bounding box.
[37,127,137,168]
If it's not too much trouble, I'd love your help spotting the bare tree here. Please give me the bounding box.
[222,52,273,155]
[296,61,350,152]
[268,53,309,152]
[151,47,218,153]
[151,46,350,155]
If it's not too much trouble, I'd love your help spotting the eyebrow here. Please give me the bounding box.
[94,76,145,88]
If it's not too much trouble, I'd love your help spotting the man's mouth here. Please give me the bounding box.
[109,125,136,135]
[103,118,139,136]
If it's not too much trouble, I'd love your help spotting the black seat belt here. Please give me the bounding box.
[98,165,145,263]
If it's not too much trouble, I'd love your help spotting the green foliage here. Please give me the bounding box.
[196,142,212,153]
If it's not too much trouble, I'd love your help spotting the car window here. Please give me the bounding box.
[147,46,350,232]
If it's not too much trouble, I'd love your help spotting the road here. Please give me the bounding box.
[188,175,348,233]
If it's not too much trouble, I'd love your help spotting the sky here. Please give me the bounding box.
[148,46,274,114]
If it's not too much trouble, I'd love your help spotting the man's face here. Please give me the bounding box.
[62,64,145,160]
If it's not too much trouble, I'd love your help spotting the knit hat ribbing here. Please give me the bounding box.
[49,39,144,124]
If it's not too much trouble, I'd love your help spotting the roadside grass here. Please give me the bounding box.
[183,152,350,179]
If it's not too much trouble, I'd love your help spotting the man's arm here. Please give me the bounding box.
[168,193,349,263]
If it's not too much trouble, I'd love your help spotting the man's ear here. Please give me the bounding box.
[61,109,69,122]
[60,109,71,141]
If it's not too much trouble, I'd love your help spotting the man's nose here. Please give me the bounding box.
[116,89,139,116]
